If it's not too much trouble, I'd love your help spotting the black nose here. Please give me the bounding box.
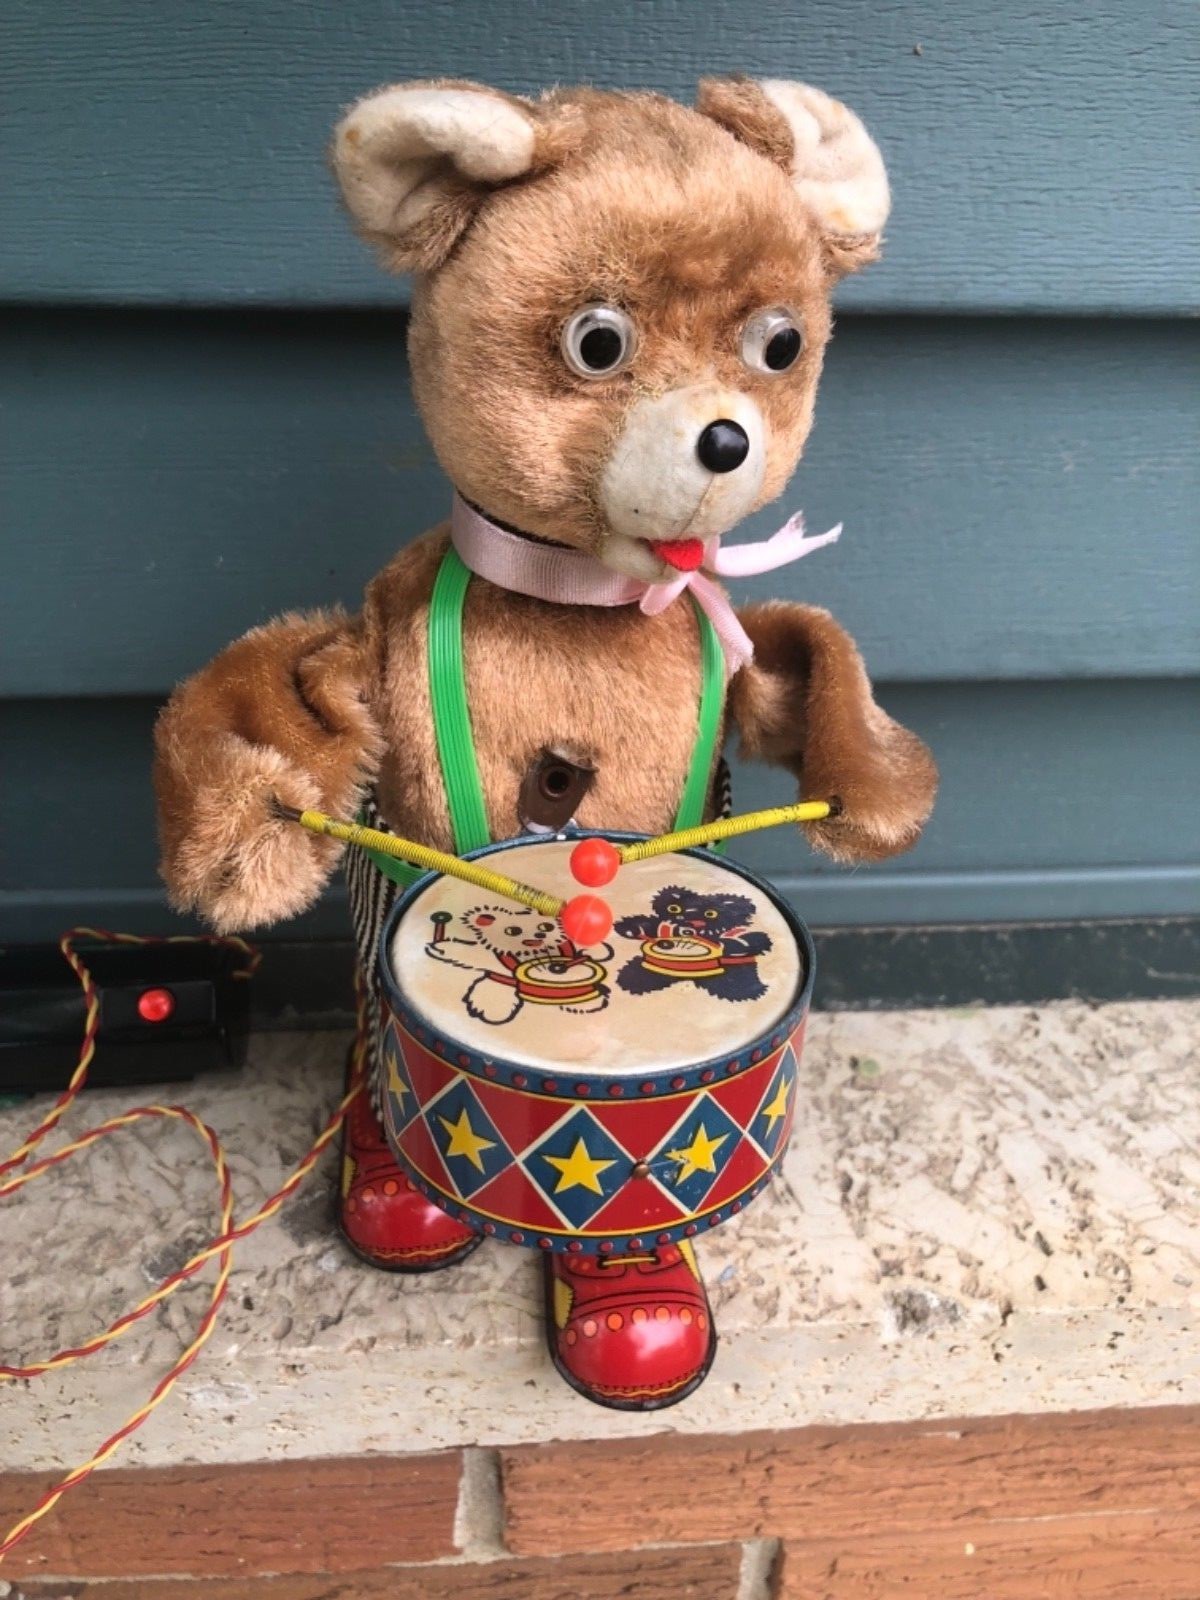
[697,419,750,474]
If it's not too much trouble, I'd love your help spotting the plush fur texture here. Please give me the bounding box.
[155,78,936,932]
[697,76,888,276]
[154,610,382,930]
[406,88,835,559]
[730,602,936,861]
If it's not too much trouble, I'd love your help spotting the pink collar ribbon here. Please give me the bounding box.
[448,493,841,673]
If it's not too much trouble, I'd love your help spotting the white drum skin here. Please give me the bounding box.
[389,839,800,1072]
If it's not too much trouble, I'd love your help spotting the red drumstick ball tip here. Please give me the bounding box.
[560,893,613,947]
[569,837,620,887]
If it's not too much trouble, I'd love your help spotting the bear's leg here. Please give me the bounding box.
[543,1239,717,1410]
[340,839,482,1272]
[338,1033,483,1273]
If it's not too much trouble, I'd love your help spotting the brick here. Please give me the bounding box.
[17,1541,744,1599]
[500,1404,1200,1556]
[773,1510,1200,1599]
[0,1451,462,1578]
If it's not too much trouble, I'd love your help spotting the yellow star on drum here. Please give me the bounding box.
[668,1123,729,1184]
[385,1048,409,1112]
[438,1106,497,1172]
[543,1136,617,1196]
[761,1076,791,1136]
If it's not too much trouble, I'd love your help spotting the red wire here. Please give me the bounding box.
[0,930,363,1561]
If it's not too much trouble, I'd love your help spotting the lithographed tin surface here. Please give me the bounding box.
[376,835,815,1253]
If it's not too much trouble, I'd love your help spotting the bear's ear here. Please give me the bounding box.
[332,79,572,273]
[696,77,890,277]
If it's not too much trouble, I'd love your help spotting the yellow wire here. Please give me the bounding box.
[0,1089,356,1374]
[618,799,832,863]
[296,810,564,917]
[0,1105,235,1555]
[0,994,366,1561]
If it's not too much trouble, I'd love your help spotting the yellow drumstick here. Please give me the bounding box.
[617,799,834,863]
[276,803,565,918]
[281,797,836,928]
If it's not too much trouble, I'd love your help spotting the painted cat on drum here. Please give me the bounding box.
[147,74,938,1413]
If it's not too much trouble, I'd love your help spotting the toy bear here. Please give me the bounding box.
[154,75,936,1410]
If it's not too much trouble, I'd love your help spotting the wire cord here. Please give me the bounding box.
[0,928,363,1562]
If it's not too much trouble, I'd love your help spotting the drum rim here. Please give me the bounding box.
[376,831,816,1090]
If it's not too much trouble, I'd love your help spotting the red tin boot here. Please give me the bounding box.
[339,1055,482,1273]
[544,1240,717,1410]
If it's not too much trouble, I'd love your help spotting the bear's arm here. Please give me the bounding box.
[727,601,937,863]
[153,608,383,932]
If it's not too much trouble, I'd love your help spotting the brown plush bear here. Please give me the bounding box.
[154,76,936,1410]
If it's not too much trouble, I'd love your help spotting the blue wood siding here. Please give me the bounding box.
[3,1,1197,312]
[3,313,1196,698]
[1,2,1196,945]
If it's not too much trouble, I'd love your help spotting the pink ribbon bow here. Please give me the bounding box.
[449,495,841,673]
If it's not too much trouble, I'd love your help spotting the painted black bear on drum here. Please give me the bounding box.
[614,886,772,1004]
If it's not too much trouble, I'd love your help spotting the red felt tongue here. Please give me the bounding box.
[654,537,705,571]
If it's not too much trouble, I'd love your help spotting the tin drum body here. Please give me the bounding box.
[376,834,814,1255]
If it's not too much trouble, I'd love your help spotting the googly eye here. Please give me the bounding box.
[561,304,637,378]
[504,925,523,938]
[667,903,682,915]
[740,307,804,375]
[705,909,718,919]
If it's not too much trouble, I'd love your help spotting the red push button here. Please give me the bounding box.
[137,987,175,1024]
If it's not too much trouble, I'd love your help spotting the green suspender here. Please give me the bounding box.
[427,551,494,854]
[360,547,724,886]
[672,589,725,833]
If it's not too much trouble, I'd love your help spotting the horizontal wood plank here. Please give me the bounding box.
[500,1405,1200,1556]
[2,311,1195,697]
[0,1452,462,1578]
[16,1543,745,1598]
[2,1,1196,312]
[3,678,1198,940]
[774,1510,1200,1599]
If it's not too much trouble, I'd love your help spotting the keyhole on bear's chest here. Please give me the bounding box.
[519,749,596,831]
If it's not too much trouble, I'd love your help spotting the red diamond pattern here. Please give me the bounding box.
[701,1131,772,1211]
[468,1161,568,1233]
[588,1176,689,1235]
[393,1105,456,1196]
[396,1030,460,1108]
[469,1074,575,1153]
[589,1094,696,1158]
[707,1049,783,1129]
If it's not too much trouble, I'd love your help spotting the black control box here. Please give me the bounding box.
[0,940,252,1093]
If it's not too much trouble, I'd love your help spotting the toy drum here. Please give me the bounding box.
[376,835,815,1254]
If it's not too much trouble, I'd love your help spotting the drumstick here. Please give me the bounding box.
[274,802,565,917]
[569,799,836,885]
[621,799,835,861]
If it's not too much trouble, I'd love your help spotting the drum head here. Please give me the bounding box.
[388,838,804,1074]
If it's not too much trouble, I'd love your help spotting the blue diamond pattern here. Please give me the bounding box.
[750,1044,798,1157]
[423,1079,512,1198]
[522,1107,629,1230]
[382,1025,420,1133]
[652,1095,743,1212]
